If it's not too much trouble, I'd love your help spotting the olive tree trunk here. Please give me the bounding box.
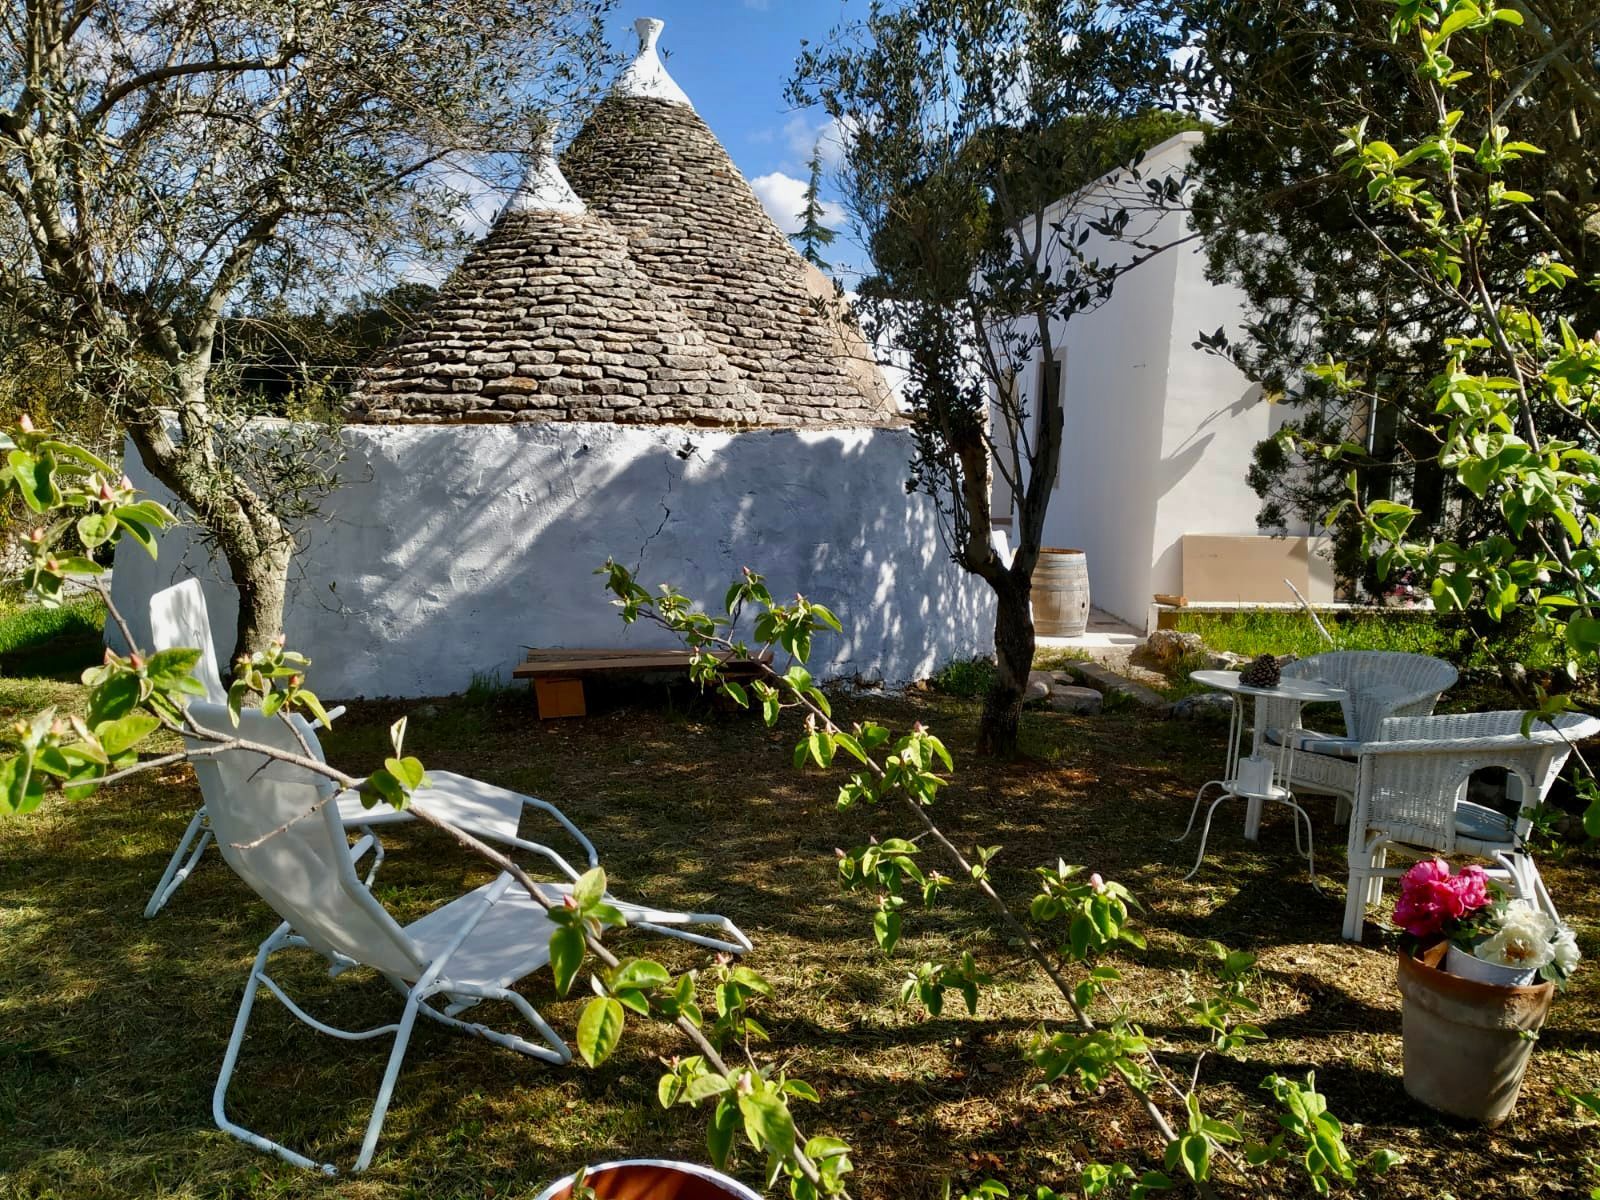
[125,390,293,663]
[979,575,1036,757]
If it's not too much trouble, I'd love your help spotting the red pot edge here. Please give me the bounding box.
[542,1161,756,1200]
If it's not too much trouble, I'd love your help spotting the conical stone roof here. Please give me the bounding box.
[562,19,896,426]
[347,135,762,427]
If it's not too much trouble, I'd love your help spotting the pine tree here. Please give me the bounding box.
[791,142,838,271]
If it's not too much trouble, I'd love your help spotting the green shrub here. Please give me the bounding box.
[930,655,998,698]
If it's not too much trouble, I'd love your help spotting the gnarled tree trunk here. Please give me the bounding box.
[979,573,1034,757]
[125,395,293,663]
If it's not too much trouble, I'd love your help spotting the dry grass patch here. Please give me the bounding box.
[2,678,1597,1198]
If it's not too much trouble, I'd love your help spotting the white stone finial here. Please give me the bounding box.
[501,119,586,218]
[614,15,694,108]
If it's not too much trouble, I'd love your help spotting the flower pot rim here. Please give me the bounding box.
[1039,546,1085,555]
[1400,941,1554,1000]
[533,1158,763,1200]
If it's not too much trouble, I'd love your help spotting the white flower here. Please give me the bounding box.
[1552,929,1582,976]
[1474,901,1557,971]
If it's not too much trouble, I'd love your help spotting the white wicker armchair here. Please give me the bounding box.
[1341,709,1600,941]
[1257,651,1459,810]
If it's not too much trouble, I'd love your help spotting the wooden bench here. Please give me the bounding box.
[512,647,773,719]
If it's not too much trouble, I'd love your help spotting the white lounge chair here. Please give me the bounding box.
[185,700,750,1173]
[1255,651,1459,815]
[1341,709,1600,941]
[145,579,593,918]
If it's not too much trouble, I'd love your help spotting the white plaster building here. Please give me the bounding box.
[112,19,993,698]
[992,131,1324,630]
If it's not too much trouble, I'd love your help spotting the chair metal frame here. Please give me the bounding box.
[187,701,751,1173]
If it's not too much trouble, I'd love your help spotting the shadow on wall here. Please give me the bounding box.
[110,422,996,698]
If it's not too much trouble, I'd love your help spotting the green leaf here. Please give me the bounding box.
[1176,1133,1210,1182]
[572,866,608,909]
[549,926,585,996]
[576,997,625,1066]
[781,1079,821,1103]
[8,449,61,512]
[721,680,749,708]
[738,1090,796,1162]
[873,908,901,955]
[382,755,427,792]
[0,753,40,816]
[613,987,650,1015]
[366,770,407,810]
[707,1096,738,1169]
[611,958,671,991]
[685,1072,733,1102]
[1581,794,1600,839]
[144,648,203,691]
[93,712,159,757]
[76,511,118,548]
[112,515,158,558]
[88,673,143,725]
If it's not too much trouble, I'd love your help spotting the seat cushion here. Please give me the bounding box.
[1454,800,1515,844]
[1264,727,1362,759]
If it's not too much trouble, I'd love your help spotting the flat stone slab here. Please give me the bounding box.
[1049,684,1103,714]
[1064,661,1171,712]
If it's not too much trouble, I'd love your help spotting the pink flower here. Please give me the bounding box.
[1454,864,1490,911]
[1393,859,1491,939]
[1089,873,1105,893]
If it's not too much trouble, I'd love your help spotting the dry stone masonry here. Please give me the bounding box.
[348,209,760,426]
[349,17,895,430]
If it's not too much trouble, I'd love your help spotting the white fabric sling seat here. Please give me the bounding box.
[145,579,587,916]
[186,701,750,1173]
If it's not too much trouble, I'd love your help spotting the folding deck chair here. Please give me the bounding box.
[145,579,617,919]
[185,700,751,1173]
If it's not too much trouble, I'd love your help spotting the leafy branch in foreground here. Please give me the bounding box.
[601,559,1401,1197]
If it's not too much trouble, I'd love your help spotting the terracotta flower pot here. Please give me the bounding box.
[1396,943,1555,1126]
[534,1160,762,1200]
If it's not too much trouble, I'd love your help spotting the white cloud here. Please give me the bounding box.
[749,171,847,237]
[783,113,853,170]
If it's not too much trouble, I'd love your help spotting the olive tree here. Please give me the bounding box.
[790,0,1195,756]
[0,0,616,659]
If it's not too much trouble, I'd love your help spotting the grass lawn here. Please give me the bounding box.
[2,676,1599,1198]
[1168,609,1562,673]
[0,594,106,678]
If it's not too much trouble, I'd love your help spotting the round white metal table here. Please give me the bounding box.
[1176,669,1347,881]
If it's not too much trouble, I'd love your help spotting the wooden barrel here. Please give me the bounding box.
[1033,548,1090,637]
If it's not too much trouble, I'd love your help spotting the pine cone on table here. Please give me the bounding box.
[1239,654,1281,688]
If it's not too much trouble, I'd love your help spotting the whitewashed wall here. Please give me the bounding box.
[112,422,994,698]
[1000,132,1304,629]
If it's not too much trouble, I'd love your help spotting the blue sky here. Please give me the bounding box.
[601,2,868,280]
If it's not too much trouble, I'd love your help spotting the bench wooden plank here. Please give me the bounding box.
[512,647,771,678]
